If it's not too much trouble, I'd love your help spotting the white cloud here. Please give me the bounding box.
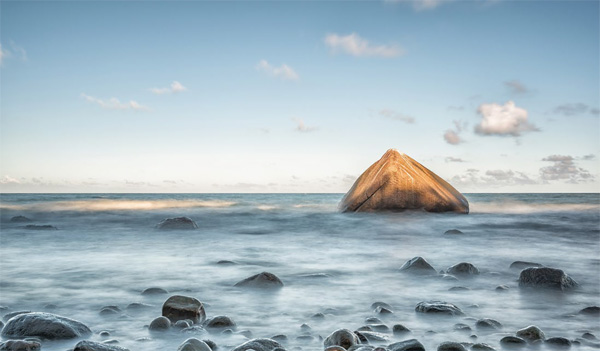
[150,81,187,95]
[0,175,21,185]
[81,93,149,111]
[256,60,299,80]
[292,118,317,133]
[324,33,403,58]
[379,109,415,124]
[475,101,538,137]
[540,155,593,183]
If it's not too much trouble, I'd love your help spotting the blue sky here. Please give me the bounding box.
[1,0,598,193]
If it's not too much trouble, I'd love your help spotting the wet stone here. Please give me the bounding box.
[500,336,527,349]
[415,301,464,316]
[10,216,32,223]
[1,312,91,340]
[495,285,509,291]
[510,261,543,270]
[142,287,168,295]
[177,338,212,351]
[231,338,284,351]
[392,324,411,335]
[388,339,425,351]
[149,316,171,331]
[23,225,57,230]
[453,323,471,333]
[162,295,206,324]
[73,340,130,351]
[205,316,236,330]
[324,329,360,350]
[471,343,496,351]
[156,217,198,230]
[446,262,479,276]
[444,229,463,235]
[518,267,578,290]
[515,325,545,342]
[234,272,284,289]
[545,337,572,349]
[437,341,466,351]
[475,318,502,330]
[0,340,41,351]
[579,306,600,316]
[399,257,437,275]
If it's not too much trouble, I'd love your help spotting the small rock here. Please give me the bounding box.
[0,340,41,351]
[579,306,600,316]
[495,285,509,291]
[375,306,393,314]
[354,331,368,344]
[23,225,57,230]
[392,324,411,335]
[388,339,425,351]
[471,343,496,351]
[582,332,596,340]
[444,229,463,235]
[515,325,545,342]
[518,267,578,290]
[234,272,284,289]
[99,306,121,316]
[371,301,393,310]
[367,324,389,333]
[545,337,571,349]
[203,340,218,351]
[177,338,212,351]
[325,347,346,351]
[142,287,168,295]
[358,331,389,342]
[415,301,464,316]
[156,217,198,230]
[365,317,382,324]
[449,287,470,291]
[10,216,32,223]
[324,329,360,350]
[73,341,130,351]
[162,295,206,323]
[237,330,253,338]
[216,260,237,265]
[296,335,314,343]
[442,274,459,281]
[205,316,236,330]
[149,316,171,331]
[475,319,502,330]
[126,302,152,311]
[399,257,437,275]
[453,323,471,332]
[231,338,284,351]
[271,335,288,343]
[1,312,91,339]
[174,320,192,329]
[311,313,325,320]
[499,336,527,348]
[446,262,479,276]
[510,261,543,270]
[437,342,466,351]
[100,331,110,337]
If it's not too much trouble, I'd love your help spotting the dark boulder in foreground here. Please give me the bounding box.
[399,257,437,275]
[500,336,527,348]
[1,312,91,339]
[177,338,212,351]
[234,272,283,289]
[0,340,41,351]
[545,337,572,349]
[23,225,57,230]
[446,262,479,276]
[339,149,469,213]
[510,261,543,270]
[156,217,198,230]
[162,295,205,324]
[74,341,130,351]
[388,339,425,351]
[231,338,284,351]
[324,329,360,350]
[10,216,31,223]
[437,342,467,351]
[415,301,464,316]
[518,267,578,290]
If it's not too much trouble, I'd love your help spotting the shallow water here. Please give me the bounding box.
[0,193,599,351]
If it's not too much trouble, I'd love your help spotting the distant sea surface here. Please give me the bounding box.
[1,193,599,350]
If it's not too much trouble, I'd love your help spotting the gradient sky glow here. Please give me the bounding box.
[1,0,599,193]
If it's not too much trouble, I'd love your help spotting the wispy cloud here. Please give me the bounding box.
[0,41,27,65]
[445,156,465,163]
[150,81,187,95]
[81,93,149,111]
[552,103,598,117]
[256,60,299,80]
[292,118,317,133]
[475,101,538,137]
[504,80,528,94]
[451,168,537,188]
[540,155,593,183]
[444,120,466,145]
[379,109,415,124]
[0,175,21,185]
[324,33,403,58]
[0,44,5,65]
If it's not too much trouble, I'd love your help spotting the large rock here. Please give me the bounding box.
[518,267,578,290]
[156,217,198,230]
[339,149,469,213]
[162,295,206,323]
[73,341,130,351]
[231,338,284,351]
[516,325,545,342]
[399,257,437,275]
[1,312,91,339]
[415,301,463,316]
[324,329,360,350]
[446,262,479,276]
[0,340,41,351]
[177,338,212,351]
[234,272,283,289]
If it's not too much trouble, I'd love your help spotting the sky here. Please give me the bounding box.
[0,0,599,193]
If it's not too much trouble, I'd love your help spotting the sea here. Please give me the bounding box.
[0,193,599,351]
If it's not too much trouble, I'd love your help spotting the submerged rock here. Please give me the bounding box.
[545,337,572,349]
[324,329,360,350]
[437,342,466,351]
[9,216,32,223]
[74,341,130,351]
[579,306,600,316]
[499,336,527,348]
[231,338,284,351]
[162,295,206,323]
[415,301,464,316]
[1,312,91,339]
[156,217,198,230]
[142,287,168,295]
[471,344,496,351]
[516,325,545,342]
[234,272,283,289]
[392,324,411,336]
[388,339,425,351]
[23,225,57,230]
[0,340,41,351]
[510,261,543,270]
[444,229,463,235]
[446,262,479,276]
[177,338,212,351]
[475,319,502,330]
[204,316,236,330]
[3,311,32,322]
[339,149,469,213]
[149,316,171,331]
[399,257,437,275]
[518,267,578,290]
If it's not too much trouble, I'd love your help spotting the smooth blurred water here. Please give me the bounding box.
[0,193,599,351]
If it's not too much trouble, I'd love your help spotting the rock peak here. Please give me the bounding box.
[340,150,469,213]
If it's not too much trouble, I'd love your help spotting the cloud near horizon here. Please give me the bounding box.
[81,93,149,111]
[150,81,187,95]
[475,101,538,137]
[324,33,403,58]
[256,60,299,80]
[540,155,593,183]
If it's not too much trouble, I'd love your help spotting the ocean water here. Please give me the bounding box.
[0,193,599,351]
